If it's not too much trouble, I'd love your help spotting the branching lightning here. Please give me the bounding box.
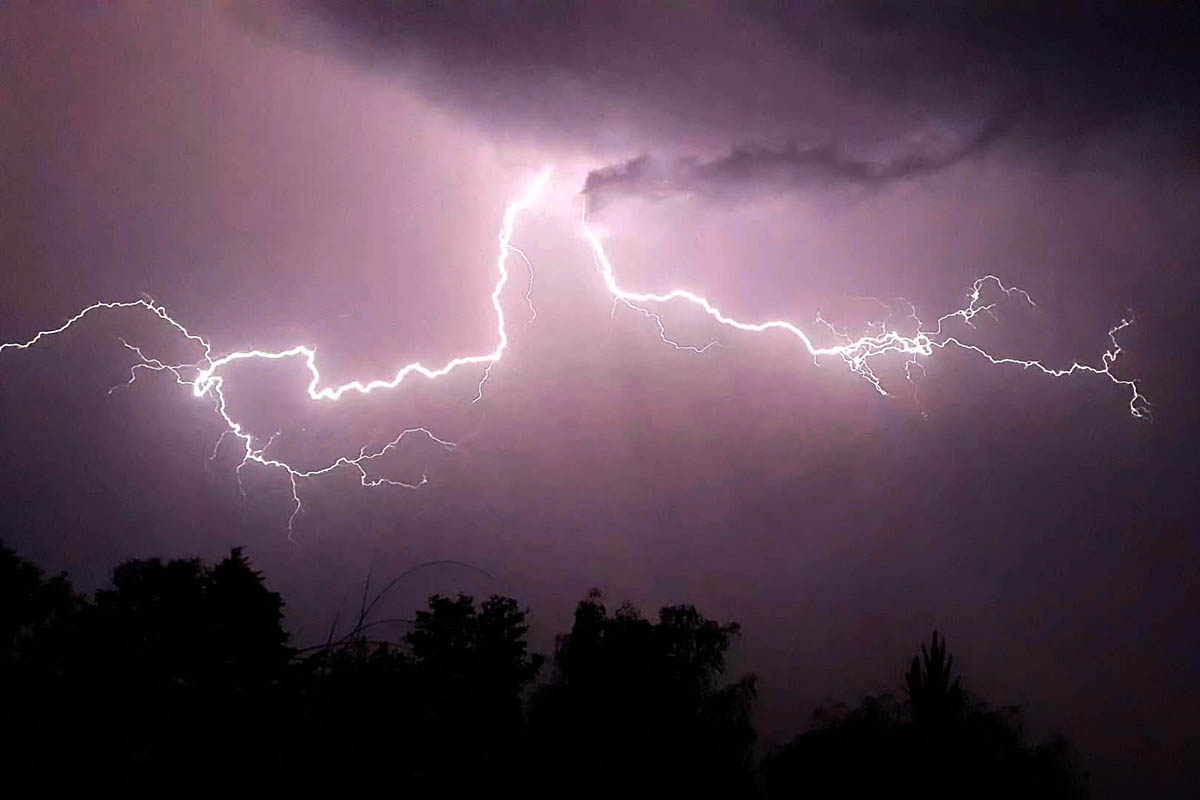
[581,205,1149,419]
[0,166,1149,533]
[1,170,549,533]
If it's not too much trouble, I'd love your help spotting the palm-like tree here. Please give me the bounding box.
[904,630,964,728]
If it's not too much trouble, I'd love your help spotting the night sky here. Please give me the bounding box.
[2,2,1198,795]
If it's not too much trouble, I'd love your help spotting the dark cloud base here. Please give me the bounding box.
[299,0,1200,165]
[580,107,1021,211]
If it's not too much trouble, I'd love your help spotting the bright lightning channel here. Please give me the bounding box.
[0,169,551,533]
[0,167,1149,535]
[580,204,1148,419]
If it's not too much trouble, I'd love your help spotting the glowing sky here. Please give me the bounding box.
[2,3,1198,796]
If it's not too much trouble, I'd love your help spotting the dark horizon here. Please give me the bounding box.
[2,3,1197,796]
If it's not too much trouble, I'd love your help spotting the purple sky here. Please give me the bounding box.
[2,3,1199,795]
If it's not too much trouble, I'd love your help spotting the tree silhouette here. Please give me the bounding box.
[287,634,418,781]
[0,543,1092,795]
[0,541,86,776]
[73,548,290,777]
[407,593,543,788]
[0,541,81,665]
[287,591,542,790]
[532,591,757,797]
[763,631,1089,799]
[905,630,964,727]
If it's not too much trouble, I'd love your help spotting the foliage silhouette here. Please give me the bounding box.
[532,590,758,797]
[0,541,85,774]
[291,591,543,791]
[82,548,292,776]
[0,542,1089,796]
[905,629,964,727]
[763,631,1089,799]
[0,544,293,778]
[0,540,83,687]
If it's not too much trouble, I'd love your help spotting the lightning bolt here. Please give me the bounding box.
[1,169,550,534]
[581,204,1149,419]
[0,165,1149,535]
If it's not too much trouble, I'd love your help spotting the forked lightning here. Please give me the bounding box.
[0,169,1148,531]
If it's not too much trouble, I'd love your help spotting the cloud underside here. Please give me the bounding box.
[285,0,1198,202]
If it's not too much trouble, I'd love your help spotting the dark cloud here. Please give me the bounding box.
[295,0,1200,161]
[580,108,1020,212]
[816,1,1200,129]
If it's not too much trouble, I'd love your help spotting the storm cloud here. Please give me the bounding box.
[294,0,1200,168]
[579,108,1022,211]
